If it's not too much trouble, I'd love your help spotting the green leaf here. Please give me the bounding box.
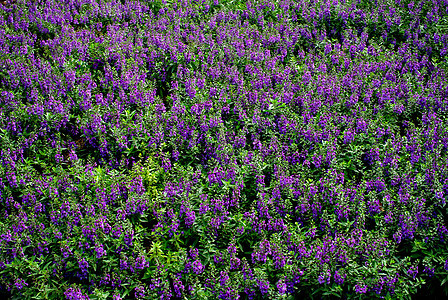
[441,275,448,286]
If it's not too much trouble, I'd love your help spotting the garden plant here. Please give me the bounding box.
[0,0,448,299]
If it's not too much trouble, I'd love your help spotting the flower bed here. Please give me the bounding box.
[0,0,447,299]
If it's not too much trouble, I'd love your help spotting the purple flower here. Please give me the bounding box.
[112,294,123,300]
[384,212,394,224]
[236,226,244,234]
[120,258,128,270]
[173,274,185,298]
[230,256,241,270]
[354,282,367,294]
[135,254,149,270]
[95,244,106,259]
[318,270,331,285]
[185,210,196,227]
[277,279,287,295]
[78,258,89,274]
[124,230,134,246]
[423,266,435,277]
[134,285,145,299]
[220,271,229,286]
[343,129,355,144]
[312,154,322,169]
[227,244,237,255]
[257,278,269,295]
[189,248,199,260]
[172,150,179,161]
[334,270,345,285]
[192,260,204,274]
[14,278,28,290]
[99,274,111,287]
[64,286,89,300]
[393,231,402,244]
[407,265,418,279]
[441,47,447,57]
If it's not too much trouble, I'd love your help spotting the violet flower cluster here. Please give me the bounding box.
[0,0,448,299]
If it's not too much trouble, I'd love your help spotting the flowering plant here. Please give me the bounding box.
[1,0,448,299]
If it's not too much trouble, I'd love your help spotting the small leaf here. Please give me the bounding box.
[441,275,448,286]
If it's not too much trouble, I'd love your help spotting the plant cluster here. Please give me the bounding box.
[0,0,448,299]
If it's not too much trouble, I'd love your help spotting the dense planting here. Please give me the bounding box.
[1,0,448,299]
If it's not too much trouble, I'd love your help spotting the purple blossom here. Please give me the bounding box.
[192,260,204,274]
[64,286,89,300]
[256,278,269,295]
[423,266,435,277]
[334,270,345,285]
[219,271,229,287]
[277,278,287,295]
[112,294,123,300]
[14,278,28,290]
[1,1,447,299]
[134,285,146,299]
[185,210,196,227]
[354,282,367,294]
[95,244,106,259]
[173,274,185,298]
[407,265,418,279]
